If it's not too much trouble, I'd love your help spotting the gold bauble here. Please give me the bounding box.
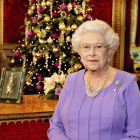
[74,64,79,72]
[84,0,90,2]
[46,26,51,32]
[78,63,82,69]
[69,59,74,65]
[26,21,31,25]
[11,58,15,63]
[44,15,51,22]
[67,3,73,12]
[86,7,92,12]
[62,52,66,58]
[53,48,59,54]
[59,22,66,30]
[33,27,40,34]
[37,31,42,38]
[47,37,53,44]
[67,67,74,74]
[28,9,33,16]
[39,39,46,45]
[66,36,71,42]
[46,0,51,6]
[77,15,83,22]
[41,0,46,9]
[31,4,36,10]
[71,23,78,31]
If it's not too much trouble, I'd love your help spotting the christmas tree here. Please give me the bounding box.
[9,0,94,95]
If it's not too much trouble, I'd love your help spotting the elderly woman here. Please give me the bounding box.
[47,20,140,140]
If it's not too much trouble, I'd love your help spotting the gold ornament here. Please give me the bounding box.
[77,15,83,22]
[53,48,59,54]
[74,64,79,72]
[35,52,42,59]
[33,27,40,34]
[74,5,83,14]
[44,15,51,22]
[31,4,36,10]
[39,39,46,45]
[67,3,73,12]
[41,0,46,9]
[65,26,71,35]
[37,31,42,38]
[69,59,74,65]
[67,67,74,74]
[46,0,51,6]
[71,23,78,31]
[62,52,66,58]
[78,63,82,69]
[84,0,90,2]
[47,37,53,44]
[59,22,66,30]
[46,26,51,32]
[11,58,15,63]
[26,21,31,25]
[86,7,92,12]
[66,36,71,42]
[28,9,33,16]
[41,29,47,38]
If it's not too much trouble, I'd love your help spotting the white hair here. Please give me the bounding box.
[71,20,119,57]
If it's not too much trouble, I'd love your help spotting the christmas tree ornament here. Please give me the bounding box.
[41,0,46,9]
[44,15,51,22]
[59,30,65,44]
[41,29,47,38]
[86,14,92,20]
[53,48,59,54]
[46,0,51,6]
[38,7,44,14]
[52,12,58,17]
[67,3,73,12]
[82,1,86,17]
[69,59,74,65]
[77,15,83,22]
[11,58,15,63]
[37,31,41,38]
[71,23,78,31]
[45,53,48,68]
[22,55,26,68]
[32,18,38,23]
[37,75,43,81]
[28,9,33,16]
[66,36,71,42]
[72,2,77,7]
[74,5,83,14]
[52,33,59,39]
[86,7,92,12]
[74,63,79,71]
[35,52,41,59]
[59,22,66,30]
[33,56,37,64]
[65,26,71,35]
[31,4,36,10]
[84,0,90,2]
[54,61,59,67]
[26,21,31,25]
[9,62,14,67]
[47,36,53,44]
[39,39,46,44]
[58,57,62,74]
[27,30,34,37]
[67,67,74,74]
[46,25,51,32]
[36,85,43,91]
[31,0,34,5]
[33,27,40,34]
[14,51,21,58]
[60,4,67,11]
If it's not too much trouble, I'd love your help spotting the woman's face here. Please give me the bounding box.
[80,32,111,71]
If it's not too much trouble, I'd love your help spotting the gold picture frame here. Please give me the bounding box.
[0,68,26,104]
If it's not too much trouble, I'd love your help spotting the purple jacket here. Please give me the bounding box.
[47,69,140,140]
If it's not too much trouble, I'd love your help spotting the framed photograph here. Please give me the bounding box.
[0,68,26,104]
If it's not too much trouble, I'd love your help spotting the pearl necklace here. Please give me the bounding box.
[86,67,110,98]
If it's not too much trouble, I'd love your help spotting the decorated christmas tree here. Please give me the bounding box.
[9,0,94,95]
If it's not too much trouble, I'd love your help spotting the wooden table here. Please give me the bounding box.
[0,95,58,125]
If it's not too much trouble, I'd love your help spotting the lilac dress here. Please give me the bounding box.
[47,69,140,140]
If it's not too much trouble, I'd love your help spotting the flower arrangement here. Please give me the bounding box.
[39,72,66,100]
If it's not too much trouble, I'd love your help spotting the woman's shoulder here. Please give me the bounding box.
[67,69,85,80]
[116,69,137,83]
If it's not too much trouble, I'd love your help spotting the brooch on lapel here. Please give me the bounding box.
[114,80,121,92]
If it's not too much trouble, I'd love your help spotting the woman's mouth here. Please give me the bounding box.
[89,60,98,62]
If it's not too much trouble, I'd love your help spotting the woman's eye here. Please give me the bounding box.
[84,46,90,49]
[97,46,102,48]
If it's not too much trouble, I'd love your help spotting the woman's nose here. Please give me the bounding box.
[89,46,96,56]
